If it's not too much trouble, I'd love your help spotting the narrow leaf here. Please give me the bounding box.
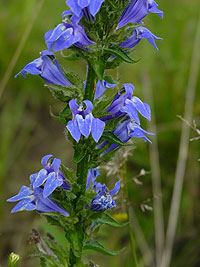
[91,57,105,80]
[93,214,128,228]
[102,131,125,146]
[83,241,124,256]
[49,107,69,124]
[61,165,77,182]
[104,47,135,64]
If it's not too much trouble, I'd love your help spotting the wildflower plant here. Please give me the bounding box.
[8,0,163,266]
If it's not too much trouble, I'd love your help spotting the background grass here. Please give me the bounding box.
[0,0,200,266]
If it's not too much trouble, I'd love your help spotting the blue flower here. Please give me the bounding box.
[66,99,105,142]
[103,83,151,125]
[97,117,154,155]
[120,26,162,50]
[119,26,162,50]
[117,0,163,29]
[31,154,70,198]
[7,186,69,216]
[91,180,120,211]
[86,168,100,191]
[94,80,116,100]
[45,21,94,52]
[15,50,73,87]
[66,0,105,20]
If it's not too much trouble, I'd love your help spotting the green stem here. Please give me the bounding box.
[84,62,96,102]
[69,62,97,265]
[76,153,89,194]
[76,62,96,193]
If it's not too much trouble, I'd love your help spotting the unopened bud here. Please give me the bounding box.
[8,252,20,267]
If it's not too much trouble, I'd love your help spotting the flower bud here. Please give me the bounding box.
[8,252,20,267]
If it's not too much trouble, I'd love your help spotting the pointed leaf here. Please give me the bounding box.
[104,47,135,64]
[60,165,77,182]
[49,107,69,124]
[93,214,128,228]
[102,131,125,146]
[83,241,124,256]
[91,57,104,80]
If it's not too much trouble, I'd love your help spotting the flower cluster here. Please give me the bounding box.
[86,168,120,211]
[7,155,70,216]
[9,1,164,264]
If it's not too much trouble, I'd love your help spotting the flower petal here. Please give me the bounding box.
[91,118,105,142]
[67,119,81,142]
[76,113,92,137]
[41,154,53,166]
[11,199,36,213]
[51,158,61,173]
[43,172,63,198]
[110,180,121,197]
[7,186,33,202]
[33,169,48,189]
[132,96,151,121]
[121,99,140,124]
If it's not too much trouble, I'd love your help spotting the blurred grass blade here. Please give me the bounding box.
[161,14,200,267]
[0,0,44,100]
[141,69,164,266]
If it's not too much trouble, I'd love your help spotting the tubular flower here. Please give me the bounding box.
[45,21,94,52]
[91,180,121,211]
[15,50,73,87]
[97,117,154,155]
[7,186,69,217]
[66,99,105,142]
[120,26,162,50]
[86,168,100,191]
[103,83,151,125]
[117,0,163,29]
[94,80,116,100]
[66,0,105,20]
[31,154,70,198]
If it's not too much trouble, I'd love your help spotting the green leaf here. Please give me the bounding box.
[45,84,73,102]
[73,144,89,164]
[104,47,135,64]
[59,106,71,119]
[49,107,69,124]
[60,50,80,61]
[61,165,77,183]
[104,75,117,85]
[91,57,105,80]
[83,241,124,256]
[102,131,125,146]
[93,214,128,228]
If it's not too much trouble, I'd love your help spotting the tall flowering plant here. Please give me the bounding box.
[8,0,163,266]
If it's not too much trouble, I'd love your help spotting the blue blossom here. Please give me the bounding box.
[66,0,105,20]
[117,0,163,29]
[91,180,120,211]
[45,21,94,52]
[120,26,162,50]
[103,83,151,125]
[86,168,100,191]
[31,154,70,198]
[7,186,69,216]
[66,99,105,142]
[94,80,116,100]
[15,50,73,87]
[97,117,154,155]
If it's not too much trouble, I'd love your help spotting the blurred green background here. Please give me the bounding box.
[0,0,200,266]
